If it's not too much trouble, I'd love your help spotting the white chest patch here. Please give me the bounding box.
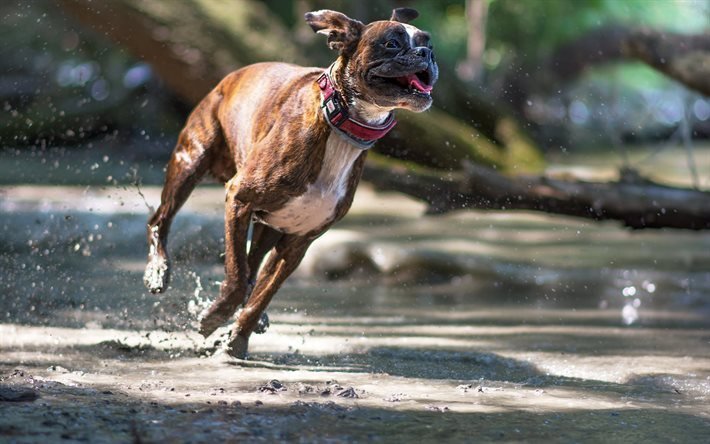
[261,134,362,235]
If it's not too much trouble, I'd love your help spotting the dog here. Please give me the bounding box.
[143,7,438,358]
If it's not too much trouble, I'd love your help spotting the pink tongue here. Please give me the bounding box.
[407,74,433,93]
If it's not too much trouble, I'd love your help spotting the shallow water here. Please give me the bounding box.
[1,182,709,442]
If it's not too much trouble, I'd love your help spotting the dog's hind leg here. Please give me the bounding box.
[198,182,253,338]
[144,94,223,293]
[247,223,283,284]
[246,223,283,334]
[226,234,313,358]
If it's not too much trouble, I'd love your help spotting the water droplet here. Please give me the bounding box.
[622,303,638,325]
[622,286,636,297]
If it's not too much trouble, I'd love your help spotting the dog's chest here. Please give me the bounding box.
[260,134,362,235]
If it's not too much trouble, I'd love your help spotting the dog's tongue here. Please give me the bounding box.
[404,73,432,93]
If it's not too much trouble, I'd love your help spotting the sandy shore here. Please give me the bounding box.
[2,313,709,443]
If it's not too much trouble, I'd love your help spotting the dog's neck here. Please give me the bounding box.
[330,58,394,126]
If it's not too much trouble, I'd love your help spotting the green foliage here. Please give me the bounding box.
[403,1,471,71]
[487,0,708,61]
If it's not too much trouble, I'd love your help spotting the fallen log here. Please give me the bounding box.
[363,162,710,230]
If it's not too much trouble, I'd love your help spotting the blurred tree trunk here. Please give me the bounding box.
[456,0,489,82]
[58,0,543,174]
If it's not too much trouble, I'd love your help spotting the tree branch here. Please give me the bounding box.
[623,29,710,96]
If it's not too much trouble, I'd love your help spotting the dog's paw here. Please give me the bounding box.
[198,316,222,338]
[226,335,249,360]
[144,256,169,293]
[253,312,270,334]
[198,311,229,338]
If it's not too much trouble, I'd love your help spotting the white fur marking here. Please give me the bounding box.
[176,132,204,164]
[176,150,191,164]
[262,134,362,235]
[351,98,393,125]
[402,23,418,48]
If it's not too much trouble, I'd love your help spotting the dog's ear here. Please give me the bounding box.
[390,8,419,23]
[305,10,364,55]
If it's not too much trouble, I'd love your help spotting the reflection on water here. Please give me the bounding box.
[617,280,656,325]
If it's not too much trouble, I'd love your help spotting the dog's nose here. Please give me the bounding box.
[414,47,432,62]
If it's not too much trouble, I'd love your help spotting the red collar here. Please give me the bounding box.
[317,66,396,149]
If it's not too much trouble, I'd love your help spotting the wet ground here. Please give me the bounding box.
[1,175,710,442]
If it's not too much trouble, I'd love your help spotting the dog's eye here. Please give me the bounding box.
[384,39,401,49]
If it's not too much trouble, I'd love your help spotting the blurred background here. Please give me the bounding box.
[2,0,709,182]
[1,0,709,329]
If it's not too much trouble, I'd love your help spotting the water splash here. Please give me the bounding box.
[186,271,211,318]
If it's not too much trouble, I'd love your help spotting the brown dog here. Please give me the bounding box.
[143,8,438,358]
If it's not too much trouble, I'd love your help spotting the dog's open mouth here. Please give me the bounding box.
[376,69,433,95]
[395,70,433,94]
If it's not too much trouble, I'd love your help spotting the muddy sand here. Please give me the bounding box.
[1,185,709,442]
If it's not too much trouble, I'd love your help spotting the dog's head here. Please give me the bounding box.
[305,8,438,113]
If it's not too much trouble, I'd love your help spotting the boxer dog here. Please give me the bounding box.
[143,8,438,358]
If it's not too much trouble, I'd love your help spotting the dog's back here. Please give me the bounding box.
[215,63,324,164]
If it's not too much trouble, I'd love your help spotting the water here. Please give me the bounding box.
[2,184,708,328]
[1,172,709,441]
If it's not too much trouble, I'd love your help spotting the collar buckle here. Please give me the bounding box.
[323,93,347,126]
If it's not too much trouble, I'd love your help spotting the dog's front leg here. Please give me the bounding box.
[198,186,252,338]
[226,234,313,358]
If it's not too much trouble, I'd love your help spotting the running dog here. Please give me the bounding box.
[144,8,438,358]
